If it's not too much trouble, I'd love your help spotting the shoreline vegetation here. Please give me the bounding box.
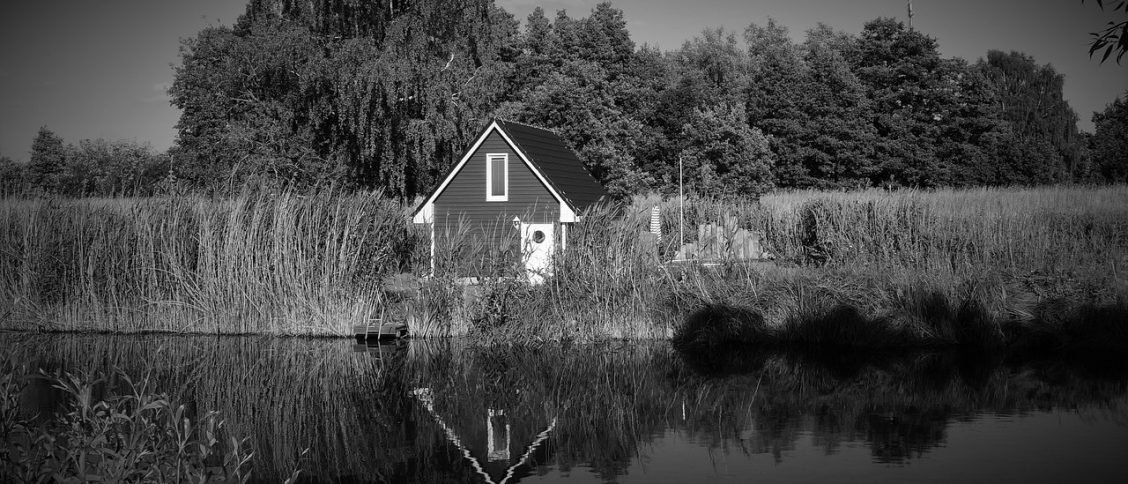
[0,185,1126,350]
[0,360,278,483]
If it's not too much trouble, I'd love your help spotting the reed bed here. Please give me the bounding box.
[0,190,423,335]
[0,185,1125,341]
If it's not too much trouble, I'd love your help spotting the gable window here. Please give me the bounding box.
[486,153,508,201]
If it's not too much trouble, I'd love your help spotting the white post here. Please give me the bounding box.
[679,155,684,249]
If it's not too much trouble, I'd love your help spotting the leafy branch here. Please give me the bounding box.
[1084,0,1128,64]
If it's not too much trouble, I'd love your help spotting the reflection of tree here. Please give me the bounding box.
[861,408,949,463]
[5,335,1127,481]
[665,347,1128,464]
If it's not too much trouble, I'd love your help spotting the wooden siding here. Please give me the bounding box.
[434,130,559,244]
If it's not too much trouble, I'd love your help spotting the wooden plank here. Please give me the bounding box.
[353,320,408,341]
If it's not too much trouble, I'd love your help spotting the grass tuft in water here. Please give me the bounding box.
[0,361,300,483]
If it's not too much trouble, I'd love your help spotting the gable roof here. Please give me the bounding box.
[412,119,608,224]
[493,120,608,211]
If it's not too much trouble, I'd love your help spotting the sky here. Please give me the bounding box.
[1,0,1125,161]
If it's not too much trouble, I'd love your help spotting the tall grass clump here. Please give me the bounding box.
[0,189,424,335]
[546,202,675,339]
[0,361,285,483]
[759,185,1128,274]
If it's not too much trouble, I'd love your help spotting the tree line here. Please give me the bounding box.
[3,0,1126,197]
[0,130,171,196]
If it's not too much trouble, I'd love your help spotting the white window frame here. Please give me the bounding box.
[486,153,508,201]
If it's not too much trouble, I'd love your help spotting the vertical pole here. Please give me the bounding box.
[679,155,684,250]
[907,0,914,31]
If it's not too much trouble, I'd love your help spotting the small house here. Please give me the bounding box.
[412,120,607,281]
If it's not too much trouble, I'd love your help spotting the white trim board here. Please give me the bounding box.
[485,153,508,201]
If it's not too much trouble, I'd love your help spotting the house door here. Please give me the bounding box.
[519,222,554,284]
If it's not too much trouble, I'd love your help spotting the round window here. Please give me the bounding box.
[532,230,546,243]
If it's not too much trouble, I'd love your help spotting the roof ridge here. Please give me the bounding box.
[496,118,559,136]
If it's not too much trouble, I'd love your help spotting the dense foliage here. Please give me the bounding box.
[1091,91,1128,181]
[2,127,171,197]
[1085,0,1128,64]
[2,1,1125,196]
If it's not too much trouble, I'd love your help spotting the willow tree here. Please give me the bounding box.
[977,50,1082,181]
[171,0,521,195]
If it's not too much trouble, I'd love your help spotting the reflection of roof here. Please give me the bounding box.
[412,387,556,484]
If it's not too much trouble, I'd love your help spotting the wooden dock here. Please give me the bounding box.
[353,320,408,341]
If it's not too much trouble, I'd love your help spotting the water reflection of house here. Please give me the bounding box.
[412,387,556,484]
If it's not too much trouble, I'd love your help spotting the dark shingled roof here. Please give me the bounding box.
[494,119,608,212]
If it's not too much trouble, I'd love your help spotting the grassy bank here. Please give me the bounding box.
[0,186,1126,342]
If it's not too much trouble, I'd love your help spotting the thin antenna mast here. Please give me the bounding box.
[907,0,914,31]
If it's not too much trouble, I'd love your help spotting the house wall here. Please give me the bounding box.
[433,129,559,246]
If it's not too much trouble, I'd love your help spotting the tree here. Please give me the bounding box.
[650,27,748,189]
[677,103,773,196]
[28,127,67,193]
[170,22,319,188]
[517,60,653,197]
[672,27,748,108]
[1091,92,1128,181]
[577,2,635,78]
[977,50,1081,180]
[171,0,519,195]
[507,4,658,197]
[796,24,878,187]
[512,7,556,91]
[65,139,168,196]
[851,18,949,186]
[0,155,26,194]
[744,19,811,187]
[743,21,877,188]
[851,18,1011,187]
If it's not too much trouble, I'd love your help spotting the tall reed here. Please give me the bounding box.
[1,185,1125,339]
[0,190,424,335]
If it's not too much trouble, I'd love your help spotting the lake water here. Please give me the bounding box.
[4,333,1127,483]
